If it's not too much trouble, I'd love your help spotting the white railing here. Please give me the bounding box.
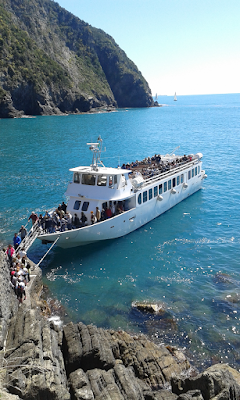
[132,159,199,190]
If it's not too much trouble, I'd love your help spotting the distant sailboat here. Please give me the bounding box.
[174,92,177,101]
[155,93,158,101]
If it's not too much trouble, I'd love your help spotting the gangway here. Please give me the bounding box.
[16,221,40,254]
[16,222,60,266]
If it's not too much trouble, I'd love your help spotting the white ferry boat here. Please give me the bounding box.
[27,136,207,249]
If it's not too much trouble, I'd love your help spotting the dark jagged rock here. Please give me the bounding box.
[0,0,153,118]
[171,364,240,400]
[0,252,18,353]
[1,250,240,400]
[176,390,203,400]
[63,324,191,394]
[5,306,70,400]
[63,322,116,374]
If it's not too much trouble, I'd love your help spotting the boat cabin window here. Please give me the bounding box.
[172,177,176,187]
[138,193,142,205]
[177,176,180,186]
[192,169,194,178]
[74,200,81,210]
[109,175,117,187]
[164,182,167,192]
[121,174,127,187]
[188,171,191,180]
[109,176,113,186]
[181,174,184,183]
[154,186,158,197]
[195,167,197,175]
[74,173,80,184]
[159,184,163,194]
[198,166,200,174]
[82,202,89,211]
[143,191,147,203]
[102,202,107,210]
[97,175,107,186]
[168,180,171,190]
[82,174,96,186]
[149,188,153,200]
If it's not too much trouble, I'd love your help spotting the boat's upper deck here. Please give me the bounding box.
[69,166,131,175]
[65,137,203,200]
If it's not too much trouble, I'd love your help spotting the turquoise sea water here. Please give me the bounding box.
[1,93,240,371]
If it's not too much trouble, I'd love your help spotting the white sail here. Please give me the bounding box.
[174,92,177,101]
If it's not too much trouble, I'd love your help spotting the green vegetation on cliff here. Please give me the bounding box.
[0,4,71,91]
[0,0,153,117]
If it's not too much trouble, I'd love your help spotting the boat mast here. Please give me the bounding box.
[87,135,105,169]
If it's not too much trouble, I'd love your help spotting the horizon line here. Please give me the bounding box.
[153,92,240,97]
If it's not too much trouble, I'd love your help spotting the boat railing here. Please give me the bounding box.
[135,159,199,190]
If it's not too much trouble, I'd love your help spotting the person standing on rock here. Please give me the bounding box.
[17,279,26,303]
[5,244,15,266]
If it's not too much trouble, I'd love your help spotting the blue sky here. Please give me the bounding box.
[56,0,240,96]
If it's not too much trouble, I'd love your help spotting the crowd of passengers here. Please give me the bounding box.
[122,154,192,180]
[5,243,30,303]
[26,200,127,233]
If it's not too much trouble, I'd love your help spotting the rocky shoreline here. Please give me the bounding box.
[0,250,240,400]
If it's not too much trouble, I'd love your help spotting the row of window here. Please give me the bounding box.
[188,166,200,180]
[138,166,200,205]
[74,173,118,187]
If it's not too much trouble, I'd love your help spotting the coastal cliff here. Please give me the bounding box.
[1,250,240,400]
[0,0,153,118]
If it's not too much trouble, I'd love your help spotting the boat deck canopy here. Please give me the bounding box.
[69,166,131,174]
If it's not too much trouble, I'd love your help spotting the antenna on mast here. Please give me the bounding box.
[169,145,180,156]
[87,135,105,169]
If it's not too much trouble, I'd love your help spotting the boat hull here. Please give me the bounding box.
[38,175,203,248]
